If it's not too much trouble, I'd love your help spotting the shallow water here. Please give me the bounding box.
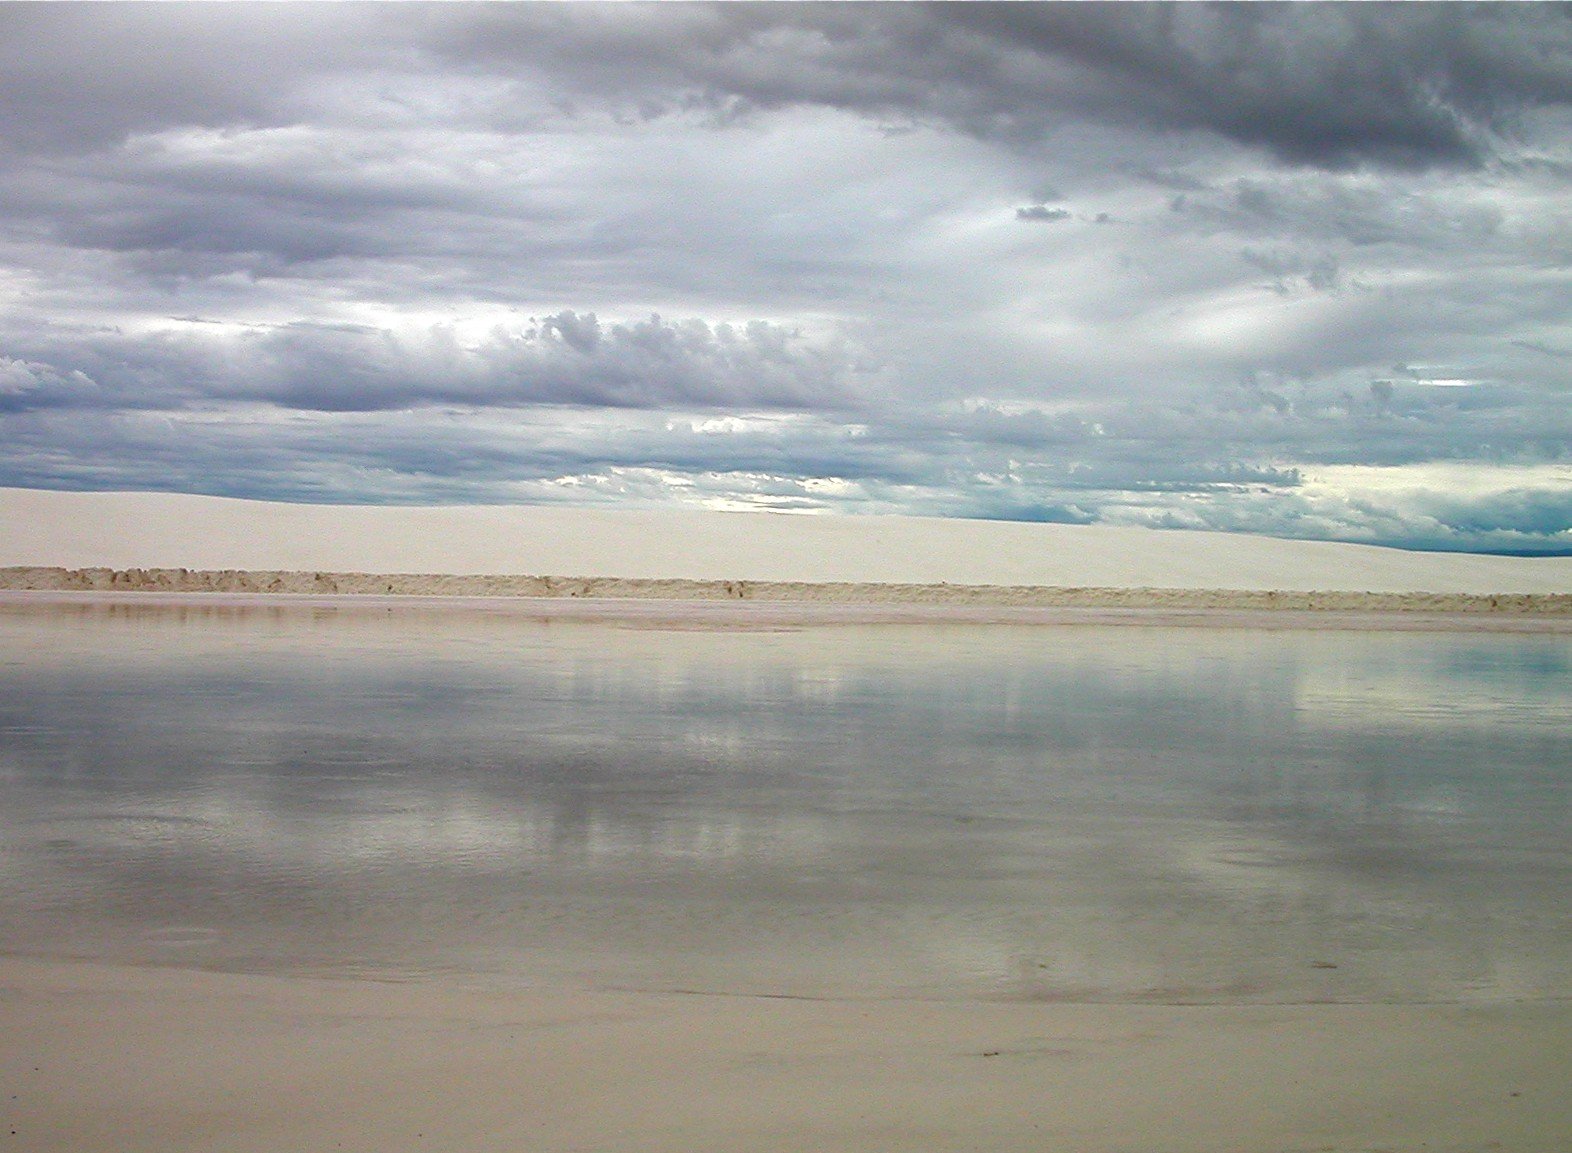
[2,597,1569,1003]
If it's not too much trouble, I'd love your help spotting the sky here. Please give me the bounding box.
[2,2,1571,553]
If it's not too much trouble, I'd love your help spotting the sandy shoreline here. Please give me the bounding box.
[7,589,1572,639]
[5,568,1572,624]
[3,956,1567,1153]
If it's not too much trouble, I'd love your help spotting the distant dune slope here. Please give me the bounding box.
[3,487,1570,594]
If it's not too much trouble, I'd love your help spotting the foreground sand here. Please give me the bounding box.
[3,957,1567,1153]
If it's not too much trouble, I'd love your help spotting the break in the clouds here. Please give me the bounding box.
[2,3,1571,553]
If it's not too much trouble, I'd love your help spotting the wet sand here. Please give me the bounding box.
[3,956,1568,1153]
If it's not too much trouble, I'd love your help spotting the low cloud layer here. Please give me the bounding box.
[2,4,1570,552]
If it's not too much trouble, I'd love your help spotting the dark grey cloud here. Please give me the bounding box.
[943,3,1572,169]
[0,312,866,414]
[0,4,385,154]
[425,2,1572,170]
[1016,205,1071,223]
[8,5,1570,169]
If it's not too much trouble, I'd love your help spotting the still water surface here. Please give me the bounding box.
[2,597,1569,1003]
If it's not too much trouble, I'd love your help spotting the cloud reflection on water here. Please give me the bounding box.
[2,599,1569,1001]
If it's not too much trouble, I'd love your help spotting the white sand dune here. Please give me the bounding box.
[3,486,1570,595]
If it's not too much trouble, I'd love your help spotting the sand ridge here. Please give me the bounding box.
[4,564,1572,617]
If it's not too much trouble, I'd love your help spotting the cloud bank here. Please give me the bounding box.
[2,3,1570,552]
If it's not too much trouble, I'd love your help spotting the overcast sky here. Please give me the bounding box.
[2,3,1571,552]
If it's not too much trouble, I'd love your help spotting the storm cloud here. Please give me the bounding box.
[1,3,1570,552]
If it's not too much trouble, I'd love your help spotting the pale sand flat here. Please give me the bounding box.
[2,958,1568,1153]
[4,486,1572,594]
